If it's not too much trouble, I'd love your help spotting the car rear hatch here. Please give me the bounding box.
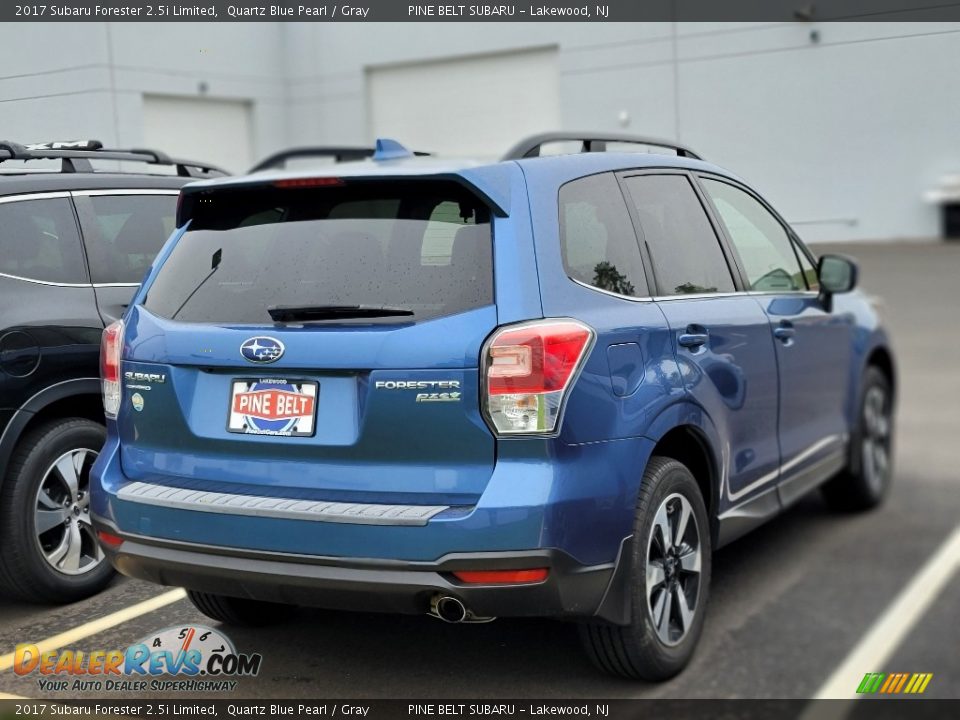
[119,178,498,507]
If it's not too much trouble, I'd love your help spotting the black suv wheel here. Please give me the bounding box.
[0,418,114,602]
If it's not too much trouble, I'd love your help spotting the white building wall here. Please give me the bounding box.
[3,22,960,240]
[288,22,960,242]
[0,23,288,173]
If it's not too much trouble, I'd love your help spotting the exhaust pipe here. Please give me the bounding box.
[436,596,468,623]
[428,594,496,624]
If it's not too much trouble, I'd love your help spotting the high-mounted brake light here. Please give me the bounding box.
[481,319,594,436]
[100,320,124,419]
[273,177,344,188]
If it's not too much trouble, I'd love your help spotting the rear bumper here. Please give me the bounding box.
[90,432,654,623]
[93,518,624,620]
[91,433,654,567]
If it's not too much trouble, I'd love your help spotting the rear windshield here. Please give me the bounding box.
[143,181,493,324]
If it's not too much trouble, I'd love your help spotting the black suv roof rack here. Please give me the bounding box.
[502,132,703,161]
[249,145,432,173]
[0,140,227,178]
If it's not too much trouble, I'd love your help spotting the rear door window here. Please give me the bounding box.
[0,197,87,284]
[143,181,493,324]
[559,173,648,297]
[622,175,735,296]
[75,193,177,284]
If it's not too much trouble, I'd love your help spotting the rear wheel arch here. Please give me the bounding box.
[0,381,103,489]
[866,345,896,405]
[581,455,712,679]
[581,417,721,627]
[646,424,719,543]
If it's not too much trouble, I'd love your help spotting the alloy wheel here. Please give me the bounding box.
[862,385,891,494]
[646,492,702,646]
[33,448,103,576]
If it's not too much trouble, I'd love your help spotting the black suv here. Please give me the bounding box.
[0,140,224,602]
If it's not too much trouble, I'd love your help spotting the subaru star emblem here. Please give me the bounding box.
[240,337,285,364]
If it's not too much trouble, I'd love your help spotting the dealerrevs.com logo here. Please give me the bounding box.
[13,625,262,693]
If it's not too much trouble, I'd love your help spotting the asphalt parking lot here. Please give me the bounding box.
[1,241,958,701]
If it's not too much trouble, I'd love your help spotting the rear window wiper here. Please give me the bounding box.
[267,304,415,322]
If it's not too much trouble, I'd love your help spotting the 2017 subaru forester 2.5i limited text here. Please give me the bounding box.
[90,134,896,680]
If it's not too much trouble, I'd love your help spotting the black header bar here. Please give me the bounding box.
[4,1,960,22]
[0,699,959,720]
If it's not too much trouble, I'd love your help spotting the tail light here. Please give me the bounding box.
[100,320,124,419]
[481,319,594,436]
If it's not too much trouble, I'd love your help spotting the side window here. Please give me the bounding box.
[559,173,648,298]
[622,175,735,296]
[701,179,806,292]
[80,194,177,284]
[0,197,87,284]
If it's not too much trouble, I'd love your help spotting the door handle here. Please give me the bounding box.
[773,321,795,342]
[678,328,709,348]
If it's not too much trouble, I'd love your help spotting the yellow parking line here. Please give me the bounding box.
[0,588,186,672]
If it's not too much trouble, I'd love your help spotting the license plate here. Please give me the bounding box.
[228,379,318,437]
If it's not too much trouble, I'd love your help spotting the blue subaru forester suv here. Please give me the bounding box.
[91,134,895,680]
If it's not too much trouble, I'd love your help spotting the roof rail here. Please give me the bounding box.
[0,139,227,178]
[249,146,376,173]
[502,132,703,161]
[249,144,433,173]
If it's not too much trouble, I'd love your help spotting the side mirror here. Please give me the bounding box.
[817,254,858,311]
[818,254,857,293]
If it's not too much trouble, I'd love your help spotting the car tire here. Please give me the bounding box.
[821,366,894,512]
[187,590,290,626]
[0,418,114,603]
[579,456,711,681]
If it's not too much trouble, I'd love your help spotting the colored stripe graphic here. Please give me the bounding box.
[856,672,932,694]
[857,673,886,695]
[892,673,909,693]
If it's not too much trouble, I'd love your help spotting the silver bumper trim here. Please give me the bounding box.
[117,481,449,526]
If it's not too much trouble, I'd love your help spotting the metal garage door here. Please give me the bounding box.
[142,95,253,174]
[367,48,560,159]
